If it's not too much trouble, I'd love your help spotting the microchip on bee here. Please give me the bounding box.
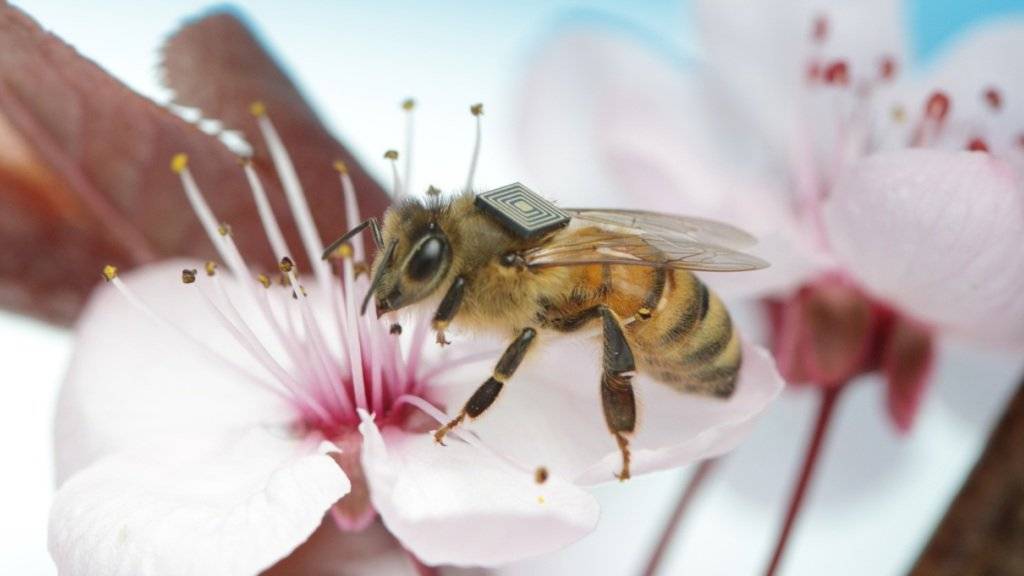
[475,182,570,238]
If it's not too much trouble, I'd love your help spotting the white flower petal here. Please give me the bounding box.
[824,148,1024,344]
[49,430,350,576]
[693,0,908,155]
[358,414,599,567]
[56,259,296,483]
[430,333,783,485]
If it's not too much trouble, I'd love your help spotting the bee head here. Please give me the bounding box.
[368,218,453,317]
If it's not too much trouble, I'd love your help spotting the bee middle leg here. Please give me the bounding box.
[433,327,537,444]
[599,306,637,481]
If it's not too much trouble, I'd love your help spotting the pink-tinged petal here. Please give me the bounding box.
[824,149,1024,344]
[431,334,782,485]
[0,5,385,326]
[516,30,826,296]
[264,519,413,576]
[56,260,296,482]
[693,0,908,155]
[883,316,935,433]
[160,11,390,225]
[358,414,599,567]
[49,432,350,576]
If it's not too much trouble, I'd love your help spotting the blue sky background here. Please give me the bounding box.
[4,2,1024,575]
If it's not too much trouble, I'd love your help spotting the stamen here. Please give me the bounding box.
[402,98,415,198]
[925,91,951,122]
[878,56,897,82]
[534,467,549,484]
[983,87,1003,112]
[811,15,828,43]
[182,269,197,284]
[242,159,293,261]
[465,103,483,191]
[205,261,217,276]
[250,102,333,292]
[966,137,989,152]
[822,61,849,86]
[384,150,403,199]
[102,264,118,282]
[334,160,366,261]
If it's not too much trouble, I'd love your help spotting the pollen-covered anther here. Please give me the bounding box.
[170,153,188,174]
[248,101,267,117]
[925,91,951,122]
[402,98,416,111]
[217,223,232,237]
[390,323,403,335]
[983,87,1003,111]
[811,15,828,43]
[470,103,484,116]
[204,261,218,276]
[332,243,354,259]
[534,466,549,484]
[822,60,849,86]
[966,137,990,152]
[384,149,399,161]
[182,269,197,284]
[878,56,897,81]
[332,160,348,174]
[101,264,118,282]
[257,273,271,288]
[278,256,295,274]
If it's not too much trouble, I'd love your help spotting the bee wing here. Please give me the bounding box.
[563,208,758,250]
[525,226,768,272]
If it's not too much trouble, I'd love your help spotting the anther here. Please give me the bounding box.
[279,257,295,274]
[470,103,484,116]
[426,185,441,197]
[534,466,549,484]
[182,269,197,284]
[249,101,267,117]
[925,91,951,122]
[170,153,189,174]
[102,264,118,282]
[983,87,1002,111]
[879,56,897,81]
[218,223,232,237]
[205,261,218,276]
[823,60,849,86]
[384,149,399,161]
[332,160,348,174]
[966,137,989,152]
[390,323,403,335]
[891,104,907,124]
[402,98,416,111]
[811,15,828,43]
[257,273,271,288]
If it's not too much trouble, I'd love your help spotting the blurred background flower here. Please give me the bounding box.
[3,1,1024,575]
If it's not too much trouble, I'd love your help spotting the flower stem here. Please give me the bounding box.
[764,386,842,576]
[641,459,718,576]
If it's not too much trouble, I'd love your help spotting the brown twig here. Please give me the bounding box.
[909,378,1024,575]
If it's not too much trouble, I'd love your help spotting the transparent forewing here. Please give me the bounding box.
[525,226,768,272]
[564,208,758,249]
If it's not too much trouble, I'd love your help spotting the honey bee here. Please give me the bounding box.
[324,183,766,480]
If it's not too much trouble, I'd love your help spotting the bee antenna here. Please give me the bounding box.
[361,240,397,316]
[322,218,383,259]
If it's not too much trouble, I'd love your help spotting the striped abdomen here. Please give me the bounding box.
[627,269,740,398]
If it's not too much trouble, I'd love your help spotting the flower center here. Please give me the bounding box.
[102,99,492,444]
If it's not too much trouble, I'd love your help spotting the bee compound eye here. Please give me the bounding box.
[407,236,445,281]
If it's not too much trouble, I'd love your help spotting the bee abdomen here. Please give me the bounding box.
[633,271,741,399]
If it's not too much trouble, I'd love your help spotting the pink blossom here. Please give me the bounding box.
[517,0,1024,428]
[515,0,1024,572]
[49,95,783,573]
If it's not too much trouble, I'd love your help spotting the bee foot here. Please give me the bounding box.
[433,413,465,445]
[435,331,451,346]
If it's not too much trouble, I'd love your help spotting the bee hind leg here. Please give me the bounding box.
[599,306,637,481]
[433,327,538,445]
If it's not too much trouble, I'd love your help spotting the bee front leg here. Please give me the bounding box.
[432,276,466,346]
[599,306,637,481]
[434,327,538,444]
